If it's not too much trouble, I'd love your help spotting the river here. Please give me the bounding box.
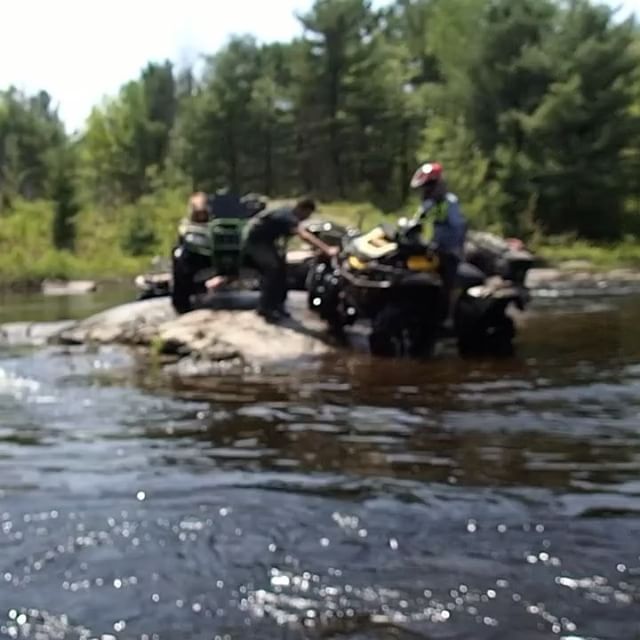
[0,285,639,639]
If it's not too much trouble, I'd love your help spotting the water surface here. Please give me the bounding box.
[0,288,639,639]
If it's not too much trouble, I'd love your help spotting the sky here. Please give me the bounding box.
[1,0,639,133]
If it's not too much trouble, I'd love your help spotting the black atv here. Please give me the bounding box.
[455,231,535,356]
[307,216,533,358]
[170,192,260,313]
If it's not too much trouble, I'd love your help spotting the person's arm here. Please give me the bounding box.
[296,224,338,256]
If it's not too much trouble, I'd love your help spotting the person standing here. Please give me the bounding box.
[410,162,468,325]
[243,198,338,322]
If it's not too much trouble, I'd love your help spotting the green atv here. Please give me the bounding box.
[170,192,349,314]
[170,192,264,313]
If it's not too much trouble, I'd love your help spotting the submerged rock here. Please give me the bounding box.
[42,279,97,296]
[526,267,640,296]
[56,297,176,346]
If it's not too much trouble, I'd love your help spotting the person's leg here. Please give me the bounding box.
[438,251,459,326]
[274,253,289,315]
[246,243,283,317]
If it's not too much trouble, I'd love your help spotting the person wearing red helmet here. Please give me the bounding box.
[410,162,467,327]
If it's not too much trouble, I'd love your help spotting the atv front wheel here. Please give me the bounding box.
[305,259,328,311]
[369,305,435,358]
[171,248,200,314]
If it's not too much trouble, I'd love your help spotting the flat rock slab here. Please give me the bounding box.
[54,292,333,369]
[158,308,332,369]
[57,297,176,345]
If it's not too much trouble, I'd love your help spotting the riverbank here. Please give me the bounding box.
[536,239,640,271]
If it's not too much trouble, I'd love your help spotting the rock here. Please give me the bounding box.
[52,292,333,371]
[526,267,640,288]
[42,280,98,296]
[0,321,76,347]
[155,308,330,366]
[606,268,640,281]
[525,268,564,285]
[57,297,177,345]
[558,260,595,272]
[527,268,596,287]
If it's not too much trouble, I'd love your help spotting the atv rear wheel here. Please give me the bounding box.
[455,298,515,357]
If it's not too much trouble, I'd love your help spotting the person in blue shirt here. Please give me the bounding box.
[410,162,468,326]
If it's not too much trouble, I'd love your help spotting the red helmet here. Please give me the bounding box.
[410,162,443,189]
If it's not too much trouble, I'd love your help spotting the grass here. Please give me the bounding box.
[2,191,640,289]
[0,191,186,289]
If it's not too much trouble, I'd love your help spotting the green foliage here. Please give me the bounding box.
[121,209,157,256]
[0,88,66,209]
[78,61,177,205]
[0,198,149,284]
[521,1,639,238]
[172,37,282,194]
[50,144,79,250]
[420,115,506,231]
[2,0,640,286]
[536,237,640,269]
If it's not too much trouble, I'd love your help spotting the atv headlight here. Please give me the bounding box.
[467,285,486,298]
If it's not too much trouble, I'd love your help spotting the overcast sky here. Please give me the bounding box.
[1,0,638,132]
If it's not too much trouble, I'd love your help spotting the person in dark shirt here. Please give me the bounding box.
[244,198,337,322]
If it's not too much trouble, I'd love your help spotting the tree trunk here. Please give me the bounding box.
[264,126,273,196]
[227,117,238,191]
[327,33,345,198]
[399,119,410,203]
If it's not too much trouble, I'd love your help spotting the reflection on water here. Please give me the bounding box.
[0,284,135,324]
[0,292,639,639]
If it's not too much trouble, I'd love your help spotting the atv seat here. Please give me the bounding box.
[208,192,253,219]
[350,227,398,260]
